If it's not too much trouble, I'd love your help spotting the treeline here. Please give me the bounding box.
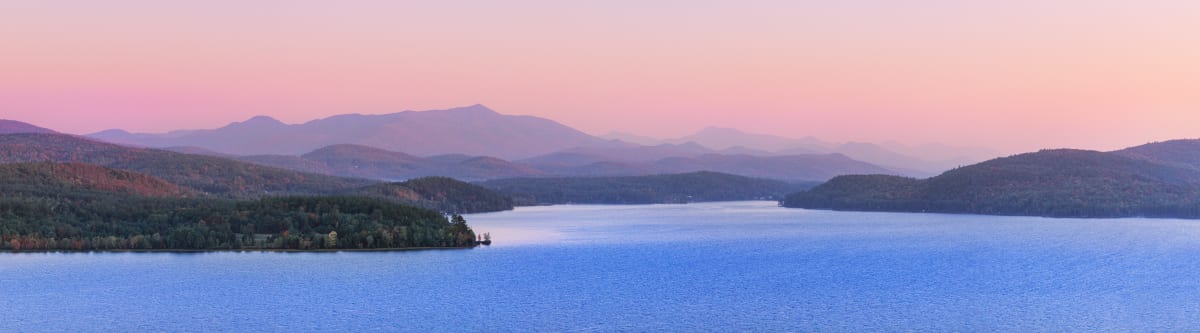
[783,149,1200,218]
[480,171,814,205]
[0,195,479,251]
[0,163,480,251]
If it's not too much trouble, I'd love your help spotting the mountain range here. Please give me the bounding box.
[783,139,1200,218]
[226,142,889,182]
[0,125,838,207]
[88,104,612,159]
[80,105,994,177]
[7,113,1200,219]
[237,144,545,181]
[608,126,996,175]
[480,171,814,205]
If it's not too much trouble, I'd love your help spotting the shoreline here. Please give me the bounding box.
[2,246,482,254]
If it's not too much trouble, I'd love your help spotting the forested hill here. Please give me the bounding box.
[349,177,514,213]
[782,148,1200,218]
[238,143,543,181]
[0,162,484,251]
[480,171,814,205]
[0,120,57,134]
[0,133,374,198]
[1113,139,1200,171]
[0,162,196,198]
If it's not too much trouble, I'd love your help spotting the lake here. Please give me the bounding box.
[3,201,1200,331]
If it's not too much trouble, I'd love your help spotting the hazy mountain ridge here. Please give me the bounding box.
[604,126,995,175]
[87,105,611,159]
[352,177,515,214]
[225,141,896,182]
[650,153,890,181]
[17,108,978,182]
[782,140,1200,218]
[237,144,544,181]
[516,143,897,181]
[480,171,816,205]
[671,127,827,152]
[1,120,894,188]
[80,106,989,177]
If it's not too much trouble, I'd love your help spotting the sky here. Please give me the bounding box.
[2,0,1199,154]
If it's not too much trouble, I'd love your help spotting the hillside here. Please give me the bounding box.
[0,161,482,251]
[668,126,824,152]
[351,177,514,213]
[480,171,815,205]
[236,141,895,183]
[652,153,891,181]
[666,127,994,173]
[782,148,1200,218]
[0,162,195,198]
[0,133,374,198]
[301,144,430,178]
[520,149,896,181]
[237,144,543,181]
[0,120,56,134]
[88,105,612,159]
[1113,139,1200,171]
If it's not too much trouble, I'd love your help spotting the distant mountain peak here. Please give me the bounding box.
[238,115,286,126]
[75,105,612,158]
[444,104,499,116]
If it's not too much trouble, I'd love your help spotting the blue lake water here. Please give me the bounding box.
[3,201,1200,331]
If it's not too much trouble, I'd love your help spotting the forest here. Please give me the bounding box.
[0,162,482,251]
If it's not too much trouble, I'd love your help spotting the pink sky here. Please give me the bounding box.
[2,0,1199,154]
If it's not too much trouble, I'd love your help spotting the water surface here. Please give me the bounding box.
[3,201,1199,331]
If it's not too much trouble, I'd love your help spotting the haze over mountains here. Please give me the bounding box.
[228,142,889,182]
[9,108,1200,220]
[0,115,908,182]
[74,105,997,180]
[607,126,996,175]
[89,105,609,159]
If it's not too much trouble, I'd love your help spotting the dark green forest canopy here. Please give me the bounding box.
[0,163,481,251]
